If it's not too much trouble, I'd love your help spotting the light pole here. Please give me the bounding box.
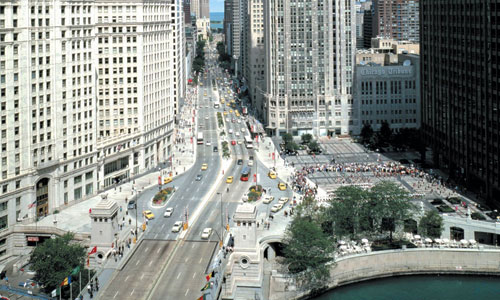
[134,187,138,243]
[217,192,223,247]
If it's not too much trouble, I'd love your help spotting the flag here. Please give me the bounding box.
[70,266,80,276]
[28,200,37,209]
[60,276,71,286]
[88,246,97,255]
[87,257,90,267]
[205,273,212,281]
[51,287,60,297]
[200,281,211,291]
[197,295,207,300]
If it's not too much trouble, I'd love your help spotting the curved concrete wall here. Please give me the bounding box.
[270,249,500,300]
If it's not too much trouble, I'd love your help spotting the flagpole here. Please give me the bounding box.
[79,271,81,296]
[59,287,61,300]
[70,282,72,300]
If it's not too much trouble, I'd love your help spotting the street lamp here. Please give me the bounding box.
[217,192,224,247]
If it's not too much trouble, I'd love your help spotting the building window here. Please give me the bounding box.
[0,215,7,230]
[74,175,82,184]
[74,187,82,200]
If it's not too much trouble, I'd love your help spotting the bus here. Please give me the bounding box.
[240,166,251,181]
[197,132,204,144]
[244,136,253,149]
[214,101,220,109]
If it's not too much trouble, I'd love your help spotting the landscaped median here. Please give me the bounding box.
[221,141,231,159]
[217,112,224,128]
[152,186,175,206]
[247,185,263,202]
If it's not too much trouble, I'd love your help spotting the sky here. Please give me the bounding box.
[210,0,224,13]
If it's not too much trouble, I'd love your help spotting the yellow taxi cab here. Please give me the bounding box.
[200,82,204,86]
[227,90,231,94]
[278,182,287,191]
[201,163,208,171]
[235,111,240,117]
[229,109,233,113]
[163,177,173,184]
[223,111,228,116]
[204,92,207,96]
[268,171,277,179]
[226,176,233,184]
[226,102,230,107]
[143,210,155,220]
[221,99,225,104]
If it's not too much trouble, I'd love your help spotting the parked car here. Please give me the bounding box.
[278,197,289,205]
[271,203,283,212]
[263,196,274,204]
[127,200,136,210]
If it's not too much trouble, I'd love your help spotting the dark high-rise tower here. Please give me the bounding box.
[421,0,500,205]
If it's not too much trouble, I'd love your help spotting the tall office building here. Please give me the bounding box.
[421,0,500,204]
[225,0,245,77]
[264,0,356,136]
[373,0,419,42]
[355,1,372,49]
[244,0,265,119]
[362,2,373,48]
[0,1,183,251]
[191,0,209,19]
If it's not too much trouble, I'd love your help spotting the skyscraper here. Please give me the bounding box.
[0,1,184,236]
[421,0,500,204]
[191,0,209,19]
[264,0,356,136]
[373,0,419,42]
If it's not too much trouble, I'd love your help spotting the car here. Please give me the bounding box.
[201,228,213,239]
[163,177,173,184]
[201,163,208,170]
[247,160,254,166]
[172,221,184,233]
[238,140,243,145]
[204,93,207,97]
[196,174,203,181]
[226,176,234,183]
[213,146,218,152]
[127,200,136,210]
[164,207,174,217]
[249,156,254,160]
[278,182,287,191]
[223,111,228,116]
[231,140,236,146]
[237,119,241,123]
[271,203,283,213]
[226,117,230,122]
[237,159,243,165]
[229,129,233,134]
[205,116,209,120]
[206,141,211,146]
[229,109,233,113]
[198,124,204,129]
[279,197,289,205]
[263,196,274,204]
[143,210,155,220]
[241,128,246,133]
[200,82,204,86]
[268,171,277,179]
[235,132,240,137]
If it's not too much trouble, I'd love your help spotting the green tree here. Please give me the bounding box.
[282,133,294,144]
[360,123,374,144]
[324,186,371,239]
[308,141,320,153]
[378,121,392,145]
[282,213,335,291]
[301,133,313,145]
[418,210,444,238]
[30,233,86,293]
[369,181,416,241]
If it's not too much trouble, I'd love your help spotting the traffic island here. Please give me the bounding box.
[152,187,175,207]
[222,141,231,159]
[247,185,263,202]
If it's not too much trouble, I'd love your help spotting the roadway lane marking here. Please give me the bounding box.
[185,257,189,262]
[136,259,141,266]
[155,233,159,239]
[145,247,149,252]
[192,243,196,249]
[141,273,145,280]
[199,257,203,263]
[192,272,197,279]
[177,272,182,279]
[166,234,171,240]
[149,260,153,267]
[161,224,165,230]
[113,291,119,299]
[157,247,161,254]
[125,275,129,282]
[130,289,135,296]
[185,289,190,296]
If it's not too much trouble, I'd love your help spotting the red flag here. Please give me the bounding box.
[205,273,212,281]
[253,174,257,182]
[88,246,97,255]
[87,257,90,267]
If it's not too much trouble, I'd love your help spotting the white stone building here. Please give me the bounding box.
[264,0,356,137]
[353,54,420,134]
[0,1,184,259]
[243,0,265,120]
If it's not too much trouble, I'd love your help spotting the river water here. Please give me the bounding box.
[313,275,500,300]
